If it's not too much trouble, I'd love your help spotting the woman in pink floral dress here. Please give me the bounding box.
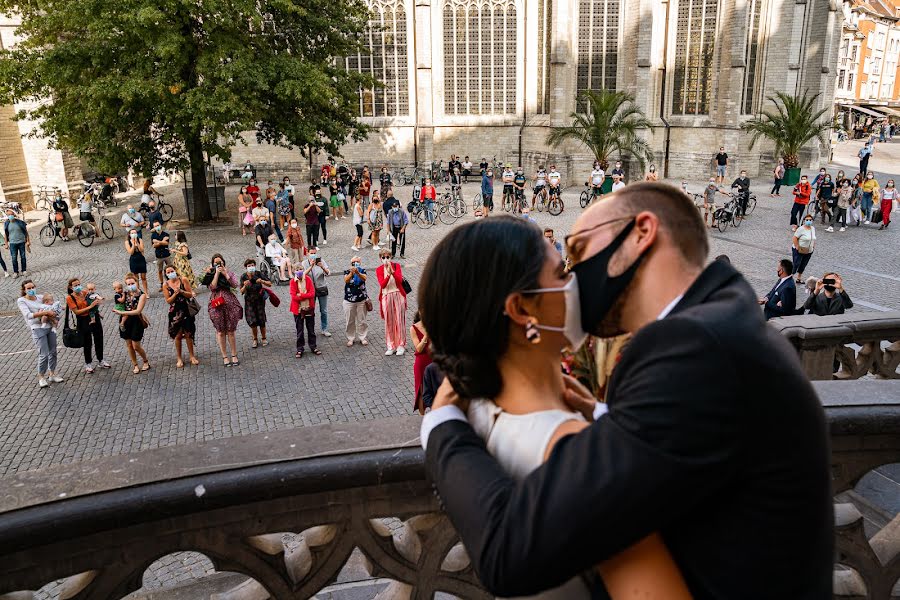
[200,253,244,366]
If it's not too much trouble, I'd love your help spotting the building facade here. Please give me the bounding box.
[834,0,900,132]
[233,0,843,183]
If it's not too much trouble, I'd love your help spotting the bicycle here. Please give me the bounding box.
[580,182,602,208]
[533,186,548,212]
[33,186,59,212]
[712,197,742,233]
[547,194,564,216]
[139,192,173,223]
[409,201,436,229]
[91,199,116,240]
[39,210,99,247]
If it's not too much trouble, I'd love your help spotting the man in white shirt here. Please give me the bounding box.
[611,174,626,193]
[120,205,145,236]
[501,165,515,207]
[547,165,562,198]
[462,156,473,183]
[532,166,548,210]
[590,163,605,199]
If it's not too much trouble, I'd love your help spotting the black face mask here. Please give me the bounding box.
[571,219,645,335]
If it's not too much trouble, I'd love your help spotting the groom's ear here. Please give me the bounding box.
[503,293,533,326]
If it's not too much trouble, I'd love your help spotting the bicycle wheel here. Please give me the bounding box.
[580,191,589,208]
[439,205,455,225]
[414,209,434,229]
[472,193,483,211]
[101,218,114,239]
[40,225,57,247]
[503,194,512,212]
[160,203,173,222]
[259,259,274,281]
[536,195,544,212]
[451,199,465,218]
[77,226,95,247]
[548,197,564,216]
[732,210,743,228]
[715,211,729,233]
[746,195,757,215]
[34,196,51,212]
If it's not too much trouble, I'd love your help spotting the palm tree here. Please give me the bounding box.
[741,91,831,169]
[547,89,654,171]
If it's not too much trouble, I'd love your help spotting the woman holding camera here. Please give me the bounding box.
[201,254,243,366]
[239,258,272,349]
[803,273,853,316]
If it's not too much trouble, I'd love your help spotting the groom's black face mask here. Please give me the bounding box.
[571,219,645,335]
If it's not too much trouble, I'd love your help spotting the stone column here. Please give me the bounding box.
[549,0,577,126]
[415,0,434,164]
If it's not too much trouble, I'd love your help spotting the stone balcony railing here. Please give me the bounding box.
[0,315,898,600]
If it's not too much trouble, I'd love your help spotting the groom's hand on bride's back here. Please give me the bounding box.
[561,374,598,421]
[432,377,470,413]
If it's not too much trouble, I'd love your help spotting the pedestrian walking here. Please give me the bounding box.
[239,258,272,349]
[858,142,872,175]
[828,179,852,232]
[201,254,244,367]
[17,279,64,388]
[124,229,149,295]
[376,249,408,356]
[343,256,369,346]
[771,159,785,196]
[290,266,320,357]
[66,277,108,373]
[3,207,30,277]
[814,174,834,224]
[162,263,199,367]
[860,172,879,224]
[881,180,896,229]
[791,217,816,283]
[790,175,811,226]
[114,273,151,375]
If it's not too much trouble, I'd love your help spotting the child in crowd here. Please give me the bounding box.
[39,294,62,327]
[113,281,126,331]
[85,283,103,325]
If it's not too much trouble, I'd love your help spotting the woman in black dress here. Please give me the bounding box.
[124,228,149,296]
[114,272,150,374]
[239,258,272,348]
[162,263,199,368]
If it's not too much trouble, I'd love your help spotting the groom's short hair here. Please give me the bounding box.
[610,181,709,267]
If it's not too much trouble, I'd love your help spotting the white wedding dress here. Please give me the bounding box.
[467,399,592,600]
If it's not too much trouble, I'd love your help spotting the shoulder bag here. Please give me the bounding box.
[186,296,201,317]
[364,297,374,312]
[62,301,84,349]
[401,277,413,294]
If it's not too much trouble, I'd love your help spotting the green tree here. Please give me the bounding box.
[0,0,373,221]
[547,89,653,171]
[740,91,831,169]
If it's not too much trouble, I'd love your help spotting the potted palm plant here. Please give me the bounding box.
[741,91,832,187]
[548,89,653,193]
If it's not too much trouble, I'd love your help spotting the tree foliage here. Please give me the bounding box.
[0,0,374,220]
[547,89,654,171]
[740,91,831,169]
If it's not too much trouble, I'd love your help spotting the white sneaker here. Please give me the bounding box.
[840,227,846,232]
[322,240,327,245]
[22,270,28,276]
[322,331,332,337]
[49,375,64,383]
[385,349,395,356]
[351,245,360,250]
[39,378,49,388]
[100,360,111,368]
[826,226,834,232]
[84,364,95,374]
[865,220,870,224]
[3,272,8,278]
[396,347,406,356]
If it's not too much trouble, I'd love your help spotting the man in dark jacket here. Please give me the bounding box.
[421,182,833,599]
[759,258,796,320]
[804,272,853,315]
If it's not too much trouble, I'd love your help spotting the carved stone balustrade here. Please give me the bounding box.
[0,384,897,598]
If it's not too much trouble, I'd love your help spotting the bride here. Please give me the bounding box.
[418,216,691,600]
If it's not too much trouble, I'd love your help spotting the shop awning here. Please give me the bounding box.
[850,105,889,118]
[868,105,900,117]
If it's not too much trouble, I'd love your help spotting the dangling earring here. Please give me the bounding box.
[525,317,541,344]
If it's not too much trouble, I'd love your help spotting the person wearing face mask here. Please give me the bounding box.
[730,170,751,218]
[114,273,151,374]
[513,167,527,212]
[589,162,605,200]
[301,248,332,337]
[343,256,370,346]
[18,279,65,388]
[481,168,494,216]
[814,174,834,225]
[702,178,719,228]
[790,175,811,226]
[286,217,307,264]
[120,204,145,236]
[240,258,272,349]
[124,228,149,295]
[757,259,796,321]
[860,172,879,224]
[791,216,817,283]
[150,220,172,293]
[644,165,658,182]
[803,273,853,317]
[829,179,852,232]
[162,264,199,367]
[290,263,320,357]
[770,158,785,197]
[376,249,408,356]
[880,179,896,229]
[254,214,274,258]
[610,160,625,182]
[66,277,108,373]
[421,184,832,600]
[201,254,244,366]
[809,168,826,192]
[238,186,254,235]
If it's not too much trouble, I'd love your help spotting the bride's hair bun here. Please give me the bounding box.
[433,352,501,400]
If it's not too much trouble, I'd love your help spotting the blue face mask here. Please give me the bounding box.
[804,220,813,226]
[128,208,135,214]
[309,254,317,261]
[352,262,361,268]
[73,285,83,293]
[166,272,177,280]
[26,289,36,297]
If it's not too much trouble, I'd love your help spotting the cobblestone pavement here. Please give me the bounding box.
[6,140,900,598]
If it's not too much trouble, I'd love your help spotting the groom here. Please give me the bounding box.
[422,182,833,598]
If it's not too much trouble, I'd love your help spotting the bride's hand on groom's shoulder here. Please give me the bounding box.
[562,374,598,421]
[433,378,470,413]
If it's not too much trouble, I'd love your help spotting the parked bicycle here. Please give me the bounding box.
[139,192,173,223]
[39,208,111,247]
[34,186,61,212]
[408,201,436,229]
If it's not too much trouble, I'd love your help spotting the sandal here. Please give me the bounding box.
[176,360,184,369]
[251,340,258,349]
[261,339,269,347]
[231,356,240,366]
[223,357,231,367]
[312,348,322,355]
[296,351,303,358]
[141,363,151,372]
[132,365,140,375]
[190,357,200,366]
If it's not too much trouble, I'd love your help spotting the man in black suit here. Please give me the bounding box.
[759,258,797,320]
[421,182,833,599]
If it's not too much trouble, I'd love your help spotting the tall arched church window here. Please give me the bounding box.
[346,0,410,118]
[672,0,718,115]
[742,0,764,114]
[576,0,619,95]
[443,0,518,115]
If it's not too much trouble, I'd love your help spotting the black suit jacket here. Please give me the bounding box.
[425,261,833,599]
[763,277,797,320]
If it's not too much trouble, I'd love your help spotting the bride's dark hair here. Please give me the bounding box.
[419,216,546,399]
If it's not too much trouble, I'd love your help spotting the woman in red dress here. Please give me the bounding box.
[410,310,432,414]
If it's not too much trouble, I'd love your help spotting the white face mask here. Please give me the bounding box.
[520,276,588,351]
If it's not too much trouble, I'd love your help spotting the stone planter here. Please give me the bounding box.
[783,167,802,186]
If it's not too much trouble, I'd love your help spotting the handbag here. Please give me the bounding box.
[364,298,374,312]
[315,286,329,297]
[62,303,84,349]
[186,296,201,317]
[210,295,226,309]
[267,288,281,308]
[54,211,64,222]
[401,277,412,294]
